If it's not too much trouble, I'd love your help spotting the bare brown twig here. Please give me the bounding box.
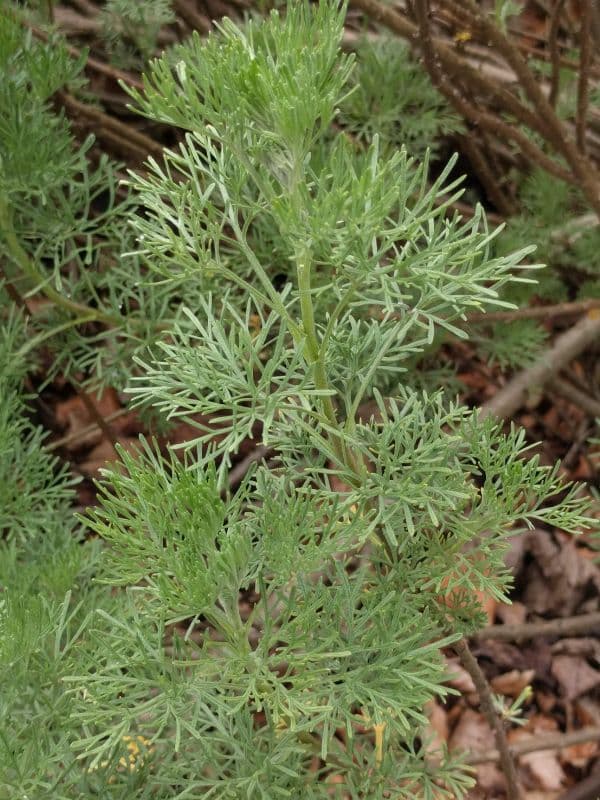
[577,0,594,154]
[480,311,600,420]
[549,0,568,108]
[559,767,600,800]
[352,0,600,217]
[454,638,523,800]
[75,387,120,458]
[466,726,600,765]
[476,610,600,642]
[466,298,600,323]
[47,408,130,452]
[58,91,164,163]
[551,376,600,418]
[173,0,211,34]
[457,132,516,216]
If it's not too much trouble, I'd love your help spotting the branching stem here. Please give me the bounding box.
[0,193,118,326]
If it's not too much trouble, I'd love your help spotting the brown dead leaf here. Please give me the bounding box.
[535,690,557,714]
[575,697,600,727]
[520,749,566,791]
[510,720,566,792]
[55,395,101,450]
[551,655,600,700]
[80,436,139,475]
[496,601,528,627]
[521,530,600,616]
[490,669,535,697]
[445,656,477,694]
[560,738,599,769]
[450,709,505,793]
[473,640,530,672]
[551,637,600,661]
[53,388,137,453]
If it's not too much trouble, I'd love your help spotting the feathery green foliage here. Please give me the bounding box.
[101,0,175,67]
[338,36,462,158]
[0,3,597,797]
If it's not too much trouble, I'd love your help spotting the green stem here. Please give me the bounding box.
[227,210,303,342]
[296,252,338,424]
[295,247,367,482]
[0,194,117,326]
[16,314,100,358]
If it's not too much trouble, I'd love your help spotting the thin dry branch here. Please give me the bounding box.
[58,91,164,162]
[466,298,600,323]
[549,0,568,108]
[457,132,516,216]
[480,311,600,420]
[577,0,594,154]
[28,22,145,90]
[466,726,600,765]
[47,408,130,452]
[349,0,554,140]
[476,611,600,642]
[444,0,600,215]
[454,638,523,800]
[352,0,600,216]
[173,0,211,34]
[551,375,600,418]
[559,767,600,800]
[76,386,120,458]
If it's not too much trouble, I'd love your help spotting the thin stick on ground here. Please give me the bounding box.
[457,132,516,216]
[454,638,523,800]
[352,0,600,217]
[58,92,164,162]
[551,375,600,419]
[466,298,600,323]
[476,610,600,642]
[48,408,130,452]
[466,725,600,765]
[479,311,600,420]
[559,768,600,800]
[410,0,575,186]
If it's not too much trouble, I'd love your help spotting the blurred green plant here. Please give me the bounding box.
[101,0,175,67]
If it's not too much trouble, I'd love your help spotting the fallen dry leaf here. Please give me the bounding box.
[510,721,566,792]
[551,655,600,700]
[520,748,566,791]
[552,637,600,661]
[450,709,505,794]
[495,600,528,627]
[535,690,557,714]
[80,436,140,475]
[521,530,600,616]
[575,697,600,727]
[560,738,599,769]
[490,669,536,698]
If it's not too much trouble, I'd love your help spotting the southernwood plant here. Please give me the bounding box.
[0,3,597,798]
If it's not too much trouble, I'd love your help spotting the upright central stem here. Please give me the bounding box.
[296,252,338,426]
[296,249,365,482]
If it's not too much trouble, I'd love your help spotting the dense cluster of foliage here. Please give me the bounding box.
[0,2,597,797]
